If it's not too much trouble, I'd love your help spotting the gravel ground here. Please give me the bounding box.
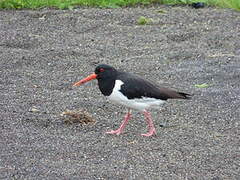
[0,5,240,179]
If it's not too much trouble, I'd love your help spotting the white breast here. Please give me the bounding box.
[108,80,166,112]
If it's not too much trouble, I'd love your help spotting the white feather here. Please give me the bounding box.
[108,80,166,112]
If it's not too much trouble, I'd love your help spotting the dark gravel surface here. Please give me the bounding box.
[0,5,240,179]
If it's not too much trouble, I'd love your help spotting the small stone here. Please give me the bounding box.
[192,2,205,9]
[29,107,40,113]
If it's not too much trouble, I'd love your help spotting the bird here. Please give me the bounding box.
[73,64,192,137]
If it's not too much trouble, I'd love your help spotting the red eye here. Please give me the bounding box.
[99,68,105,72]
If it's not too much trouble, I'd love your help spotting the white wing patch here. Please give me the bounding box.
[108,80,166,112]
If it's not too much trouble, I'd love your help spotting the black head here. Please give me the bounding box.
[94,64,118,96]
[94,64,117,80]
[73,64,118,89]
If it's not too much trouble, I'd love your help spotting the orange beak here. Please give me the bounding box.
[73,73,97,86]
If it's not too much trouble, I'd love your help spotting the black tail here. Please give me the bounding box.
[178,92,192,99]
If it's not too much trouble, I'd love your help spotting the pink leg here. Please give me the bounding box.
[141,110,157,137]
[106,109,131,135]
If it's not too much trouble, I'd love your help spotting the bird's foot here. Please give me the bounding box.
[106,129,122,135]
[141,128,156,137]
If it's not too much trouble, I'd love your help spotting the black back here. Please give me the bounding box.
[118,72,191,100]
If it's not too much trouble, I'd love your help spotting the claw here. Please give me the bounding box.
[141,129,156,137]
[106,129,122,135]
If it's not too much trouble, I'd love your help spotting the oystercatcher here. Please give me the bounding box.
[73,64,191,137]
